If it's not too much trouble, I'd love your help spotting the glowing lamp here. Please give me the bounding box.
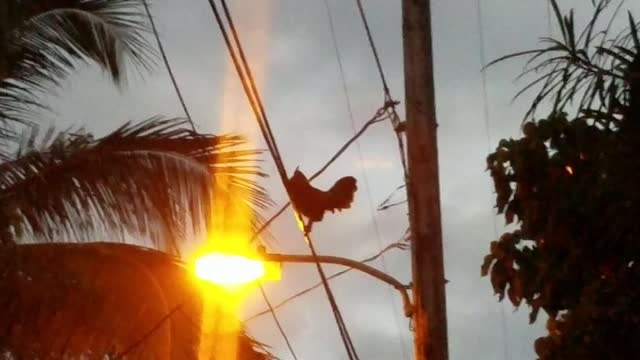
[194,253,281,287]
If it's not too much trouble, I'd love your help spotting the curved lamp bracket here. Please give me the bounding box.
[261,252,414,317]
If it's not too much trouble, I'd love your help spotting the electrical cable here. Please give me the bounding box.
[249,108,390,243]
[114,304,183,359]
[205,1,361,358]
[352,0,408,179]
[352,2,413,347]
[259,285,299,360]
[220,0,360,354]
[205,0,278,159]
[203,2,302,358]
[354,0,391,96]
[349,0,413,341]
[323,1,411,358]
[142,0,196,131]
[547,0,552,44]
[476,0,512,359]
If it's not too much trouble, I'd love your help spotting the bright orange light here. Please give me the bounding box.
[202,2,272,358]
[193,251,281,288]
[565,165,574,175]
[195,253,265,287]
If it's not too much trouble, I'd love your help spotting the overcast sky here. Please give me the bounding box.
[37,0,640,359]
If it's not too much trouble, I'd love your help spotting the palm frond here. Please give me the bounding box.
[1,0,155,86]
[0,117,271,254]
[487,0,640,121]
[0,242,273,359]
[0,0,156,146]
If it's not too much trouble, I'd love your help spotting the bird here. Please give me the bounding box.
[287,168,357,233]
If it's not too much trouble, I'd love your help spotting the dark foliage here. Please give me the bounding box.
[0,242,273,359]
[0,118,271,254]
[0,2,274,358]
[483,1,640,358]
[0,0,155,156]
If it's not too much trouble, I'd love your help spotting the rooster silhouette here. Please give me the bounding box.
[287,168,357,232]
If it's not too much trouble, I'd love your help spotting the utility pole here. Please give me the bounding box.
[402,0,449,360]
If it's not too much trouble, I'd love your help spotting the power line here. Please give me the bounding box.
[202,2,302,358]
[202,2,303,357]
[204,0,278,158]
[218,0,360,353]
[259,285,299,360]
[547,0,552,43]
[354,0,391,97]
[475,1,512,359]
[352,0,408,188]
[249,108,389,243]
[142,0,196,131]
[352,0,408,179]
[347,3,415,356]
[204,1,360,359]
[350,2,413,355]
[322,1,411,359]
[348,2,413,356]
[114,304,183,359]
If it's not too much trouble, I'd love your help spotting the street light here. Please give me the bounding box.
[193,246,414,317]
[195,253,266,286]
[194,251,281,288]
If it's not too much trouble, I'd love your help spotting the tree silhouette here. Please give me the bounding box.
[483,1,640,358]
[0,1,273,358]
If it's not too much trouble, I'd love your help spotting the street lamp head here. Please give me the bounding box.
[193,251,281,289]
[195,253,265,286]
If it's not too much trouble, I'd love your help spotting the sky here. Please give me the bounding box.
[35,0,640,359]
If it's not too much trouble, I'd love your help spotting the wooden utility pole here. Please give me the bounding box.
[402,0,449,360]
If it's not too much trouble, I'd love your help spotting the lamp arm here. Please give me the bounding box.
[262,252,414,317]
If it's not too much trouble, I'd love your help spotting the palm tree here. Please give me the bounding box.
[0,0,155,156]
[487,0,640,122]
[0,118,273,360]
[0,1,274,358]
[0,118,271,251]
[1,241,273,359]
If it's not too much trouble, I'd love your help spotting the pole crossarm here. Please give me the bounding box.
[262,252,414,317]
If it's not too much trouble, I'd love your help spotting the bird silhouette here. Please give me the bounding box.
[287,168,357,232]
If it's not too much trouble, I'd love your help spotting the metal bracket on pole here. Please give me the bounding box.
[261,252,414,317]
